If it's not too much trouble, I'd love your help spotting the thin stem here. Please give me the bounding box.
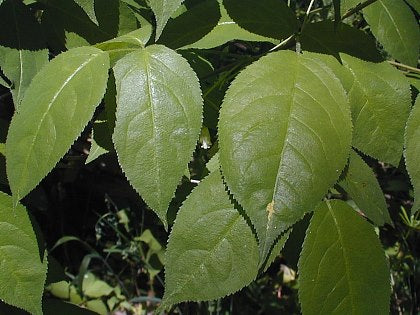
[341,0,378,21]
[269,34,295,52]
[301,0,317,32]
[388,60,420,74]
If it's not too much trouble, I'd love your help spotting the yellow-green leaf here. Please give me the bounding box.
[299,200,391,314]
[0,192,48,315]
[339,150,392,226]
[113,45,203,228]
[6,46,110,203]
[341,54,411,165]
[405,96,420,214]
[219,50,352,261]
[162,171,259,307]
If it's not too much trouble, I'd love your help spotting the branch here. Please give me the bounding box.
[388,60,420,75]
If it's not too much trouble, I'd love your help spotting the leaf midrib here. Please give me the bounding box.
[15,53,98,199]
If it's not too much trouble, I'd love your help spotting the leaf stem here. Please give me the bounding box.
[269,34,295,52]
[388,60,420,74]
[341,0,378,21]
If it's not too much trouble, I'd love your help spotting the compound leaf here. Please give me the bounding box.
[0,192,48,315]
[6,46,110,203]
[113,45,203,228]
[162,171,259,307]
[219,50,352,261]
[405,96,420,214]
[341,54,411,165]
[223,0,298,40]
[149,0,184,40]
[363,0,419,66]
[339,150,392,226]
[299,200,390,314]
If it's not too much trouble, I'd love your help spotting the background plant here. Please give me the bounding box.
[0,0,418,314]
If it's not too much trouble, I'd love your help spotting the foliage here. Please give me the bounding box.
[0,0,418,314]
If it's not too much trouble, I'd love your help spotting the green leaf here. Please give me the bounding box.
[82,272,113,298]
[162,171,259,306]
[74,0,98,25]
[183,0,277,50]
[405,96,420,214]
[363,0,419,66]
[405,0,420,12]
[6,46,110,203]
[0,47,48,108]
[0,192,48,315]
[298,200,391,314]
[157,0,221,49]
[339,150,392,226]
[223,0,298,40]
[96,27,152,66]
[219,50,352,261]
[300,20,382,62]
[263,230,291,272]
[113,45,203,228]
[86,137,109,164]
[117,1,139,36]
[341,54,411,165]
[149,0,184,40]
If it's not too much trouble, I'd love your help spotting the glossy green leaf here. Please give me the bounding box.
[223,0,298,40]
[74,0,98,25]
[0,47,48,109]
[183,0,277,50]
[363,0,419,66]
[339,150,392,226]
[405,96,420,214]
[157,0,220,49]
[299,200,390,314]
[149,0,184,40]
[219,50,352,260]
[6,46,110,203]
[300,20,382,62]
[341,54,411,165]
[0,192,48,315]
[113,45,203,227]
[162,171,259,306]
[96,26,152,66]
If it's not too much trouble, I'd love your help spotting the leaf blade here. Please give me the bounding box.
[149,0,184,40]
[219,51,352,260]
[112,45,203,227]
[405,96,420,214]
[6,46,110,202]
[363,0,419,66]
[341,54,411,165]
[339,150,392,226]
[298,200,391,314]
[163,171,259,306]
[0,192,48,315]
